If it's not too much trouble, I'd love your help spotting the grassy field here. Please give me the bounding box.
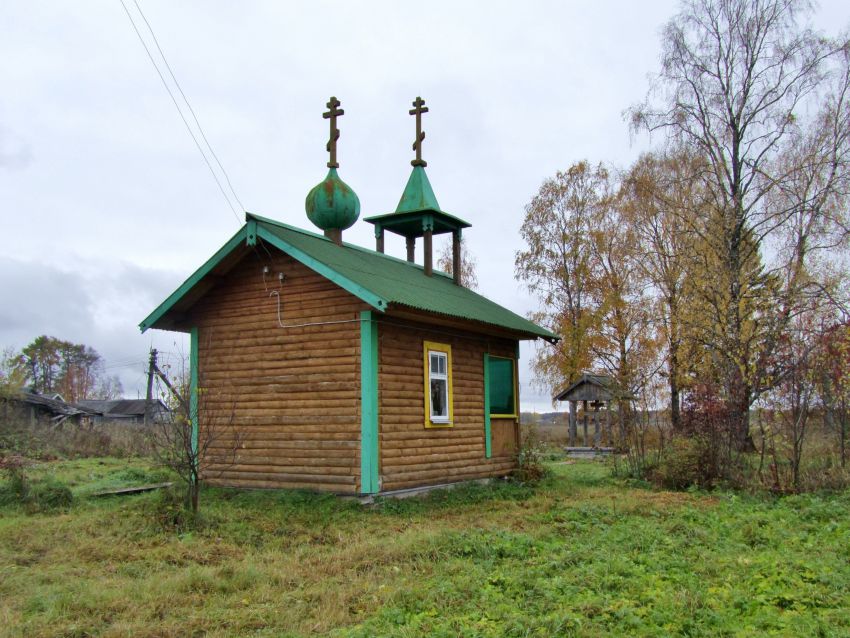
[1,459,849,637]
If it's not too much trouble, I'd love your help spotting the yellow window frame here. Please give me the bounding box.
[423,341,454,428]
[488,355,518,419]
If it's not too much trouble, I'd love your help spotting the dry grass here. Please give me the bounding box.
[1,459,848,637]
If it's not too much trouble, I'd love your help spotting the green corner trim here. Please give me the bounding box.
[246,219,258,245]
[139,228,247,333]
[360,311,380,494]
[257,226,388,312]
[190,326,199,465]
[483,353,492,459]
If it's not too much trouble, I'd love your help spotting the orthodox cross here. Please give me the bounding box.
[323,96,344,168]
[409,96,428,167]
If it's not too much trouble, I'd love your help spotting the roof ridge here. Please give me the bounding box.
[247,211,454,279]
[251,213,549,320]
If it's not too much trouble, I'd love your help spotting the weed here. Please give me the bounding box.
[1,458,849,637]
[23,480,74,513]
[514,425,549,484]
[147,485,204,533]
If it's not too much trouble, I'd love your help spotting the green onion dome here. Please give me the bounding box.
[305,168,360,232]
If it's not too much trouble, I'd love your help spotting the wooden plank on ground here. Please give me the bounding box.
[92,482,174,497]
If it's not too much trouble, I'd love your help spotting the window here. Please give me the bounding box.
[424,341,453,427]
[488,356,516,417]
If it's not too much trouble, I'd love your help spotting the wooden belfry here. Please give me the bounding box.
[553,374,634,447]
[364,97,470,283]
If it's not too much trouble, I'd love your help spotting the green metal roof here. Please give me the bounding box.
[140,213,558,342]
[395,165,441,213]
[363,166,471,238]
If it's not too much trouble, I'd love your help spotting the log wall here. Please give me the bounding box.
[187,248,369,494]
[377,317,519,491]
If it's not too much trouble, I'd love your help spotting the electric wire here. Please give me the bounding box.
[126,1,277,271]
[130,0,246,213]
[121,2,278,275]
[117,0,242,225]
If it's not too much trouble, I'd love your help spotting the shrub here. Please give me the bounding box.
[0,454,30,505]
[647,385,742,491]
[0,419,152,460]
[514,426,549,484]
[25,479,74,512]
[651,437,708,490]
[149,485,203,533]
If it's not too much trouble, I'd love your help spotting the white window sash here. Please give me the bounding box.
[429,350,449,422]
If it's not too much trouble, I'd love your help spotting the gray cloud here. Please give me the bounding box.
[0,255,187,396]
[0,1,844,406]
[0,128,32,170]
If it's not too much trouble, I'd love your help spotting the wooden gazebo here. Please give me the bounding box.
[553,374,634,448]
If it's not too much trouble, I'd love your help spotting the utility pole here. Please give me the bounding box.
[145,349,157,427]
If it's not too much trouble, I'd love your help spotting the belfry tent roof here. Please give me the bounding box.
[140,213,558,343]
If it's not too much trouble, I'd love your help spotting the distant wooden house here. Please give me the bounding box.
[2,391,96,427]
[140,97,557,495]
[75,399,171,425]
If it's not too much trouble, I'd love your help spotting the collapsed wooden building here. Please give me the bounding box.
[140,97,557,495]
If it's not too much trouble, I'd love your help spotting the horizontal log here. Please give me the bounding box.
[200,335,357,351]
[198,319,360,336]
[386,459,516,478]
[201,414,359,425]
[202,348,357,366]
[203,428,358,438]
[201,372,357,384]
[225,454,356,467]
[224,438,358,448]
[200,329,358,347]
[381,452,486,468]
[381,463,516,488]
[381,457,500,474]
[201,416,357,427]
[208,471,356,486]
[207,294,356,309]
[208,462,355,476]
[203,398,360,410]
[379,423,483,433]
[205,480,357,494]
[381,443,484,458]
[379,434,483,446]
[201,356,356,372]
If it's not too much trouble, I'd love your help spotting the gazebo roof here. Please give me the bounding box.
[553,373,635,403]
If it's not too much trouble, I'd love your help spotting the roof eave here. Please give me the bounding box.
[140,226,249,333]
[140,219,392,334]
[386,303,558,343]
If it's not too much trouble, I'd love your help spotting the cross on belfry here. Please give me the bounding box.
[323,96,344,168]
[409,96,428,167]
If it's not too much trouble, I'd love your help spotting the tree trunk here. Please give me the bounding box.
[668,297,681,430]
[190,479,200,514]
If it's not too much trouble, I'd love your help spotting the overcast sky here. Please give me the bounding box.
[1,1,847,410]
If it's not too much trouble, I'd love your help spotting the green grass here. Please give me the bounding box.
[1,460,849,637]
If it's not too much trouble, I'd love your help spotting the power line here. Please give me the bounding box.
[118,0,243,225]
[103,360,147,370]
[131,0,246,213]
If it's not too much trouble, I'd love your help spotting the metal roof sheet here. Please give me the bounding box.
[142,213,558,342]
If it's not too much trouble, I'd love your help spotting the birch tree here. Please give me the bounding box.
[515,162,607,391]
[629,0,848,448]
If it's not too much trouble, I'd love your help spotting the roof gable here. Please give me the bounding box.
[141,213,558,342]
